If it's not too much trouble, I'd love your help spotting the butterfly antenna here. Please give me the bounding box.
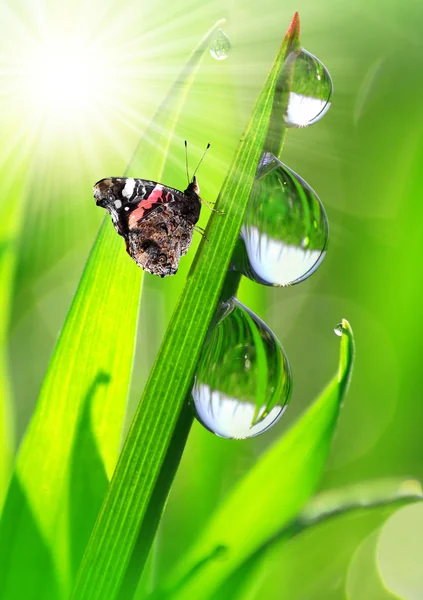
[185,140,190,186]
[192,143,211,180]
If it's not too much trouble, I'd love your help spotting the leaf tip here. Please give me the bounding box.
[286,11,301,41]
[338,318,353,344]
[337,318,354,391]
[341,318,351,330]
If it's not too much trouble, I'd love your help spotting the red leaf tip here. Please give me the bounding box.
[287,11,300,38]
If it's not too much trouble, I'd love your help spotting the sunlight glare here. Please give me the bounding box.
[23,34,110,121]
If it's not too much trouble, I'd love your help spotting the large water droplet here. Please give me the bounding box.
[192,298,292,439]
[284,48,333,127]
[235,152,328,287]
[209,29,231,61]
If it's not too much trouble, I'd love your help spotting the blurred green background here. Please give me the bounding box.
[1,0,423,598]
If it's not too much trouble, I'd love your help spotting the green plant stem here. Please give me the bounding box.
[117,266,241,596]
[117,402,194,600]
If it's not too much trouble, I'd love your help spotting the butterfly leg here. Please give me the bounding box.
[200,198,225,214]
[194,225,210,242]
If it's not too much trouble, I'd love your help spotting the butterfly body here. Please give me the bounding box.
[93,176,201,277]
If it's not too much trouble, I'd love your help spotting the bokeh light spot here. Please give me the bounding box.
[377,504,423,600]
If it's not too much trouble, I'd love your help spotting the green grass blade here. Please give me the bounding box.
[159,319,354,599]
[0,161,26,511]
[71,13,301,600]
[0,220,143,598]
[119,402,194,600]
[0,229,15,512]
[0,19,220,598]
[296,477,423,527]
[209,478,423,600]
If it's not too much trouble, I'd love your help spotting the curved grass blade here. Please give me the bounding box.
[0,235,15,511]
[157,319,354,600]
[209,478,423,600]
[0,294,13,514]
[0,220,142,599]
[296,477,423,526]
[0,21,221,600]
[71,13,302,600]
[0,161,27,511]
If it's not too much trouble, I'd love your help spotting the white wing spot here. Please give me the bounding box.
[114,199,122,209]
[122,178,136,199]
[124,206,129,211]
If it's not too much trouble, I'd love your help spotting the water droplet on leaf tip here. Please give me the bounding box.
[334,323,343,337]
[192,298,292,439]
[284,47,333,128]
[209,29,231,61]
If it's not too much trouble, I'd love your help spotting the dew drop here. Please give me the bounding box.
[192,298,292,439]
[234,152,328,287]
[209,29,231,61]
[284,48,333,127]
[334,323,343,337]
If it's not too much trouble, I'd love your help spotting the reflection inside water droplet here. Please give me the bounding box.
[334,323,343,337]
[192,298,291,439]
[209,29,231,60]
[284,48,333,127]
[234,152,328,287]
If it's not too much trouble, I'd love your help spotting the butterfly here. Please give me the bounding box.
[93,143,215,277]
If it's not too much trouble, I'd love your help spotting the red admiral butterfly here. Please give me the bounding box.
[94,143,214,277]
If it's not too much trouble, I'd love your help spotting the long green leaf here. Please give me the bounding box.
[71,13,302,600]
[0,19,221,599]
[0,158,27,511]
[208,478,423,600]
[0,220,142,599]
[0,227,15,512]
[157,318,354,599]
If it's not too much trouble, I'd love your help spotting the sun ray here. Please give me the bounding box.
[0,0,215,179]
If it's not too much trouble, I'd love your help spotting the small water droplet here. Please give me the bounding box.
[192,298,292,439]
[234,153,328,287]
[334,323,343,337]
[209,29,231,61]
[284,48,333,127]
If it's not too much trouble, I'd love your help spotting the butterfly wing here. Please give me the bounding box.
[93,176,201,276]
[126,204,195,276]
[93,177,186,234]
